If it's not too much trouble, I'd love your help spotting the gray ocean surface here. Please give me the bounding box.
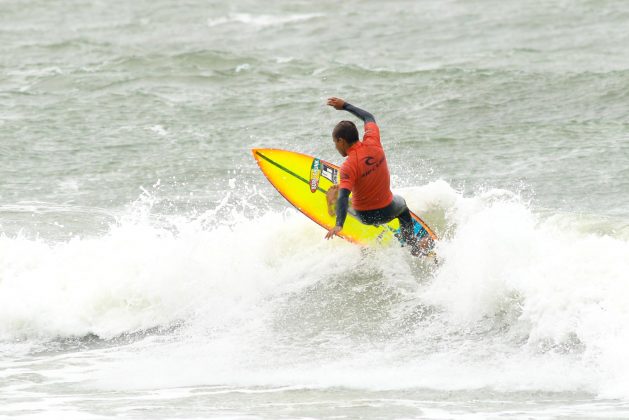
[2,0,629,418]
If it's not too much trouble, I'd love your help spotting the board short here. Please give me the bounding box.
[351,195,409,226]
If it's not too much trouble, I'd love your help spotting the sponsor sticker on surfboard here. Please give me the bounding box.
[321,163,338,184]
[309,158,322,192]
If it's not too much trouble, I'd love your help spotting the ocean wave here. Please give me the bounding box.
[2,181,629,398]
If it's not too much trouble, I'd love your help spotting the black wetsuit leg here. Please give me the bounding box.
[396,207,416,247]
[355,196,421,253]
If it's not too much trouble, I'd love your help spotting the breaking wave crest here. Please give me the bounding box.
[2,180,629,398]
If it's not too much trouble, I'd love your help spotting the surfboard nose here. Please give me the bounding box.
[251,148,269,164]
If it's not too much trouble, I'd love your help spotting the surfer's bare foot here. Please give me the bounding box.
[410,236,435,258]
[419,236,433,252]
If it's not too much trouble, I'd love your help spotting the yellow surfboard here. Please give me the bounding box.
[252,148,437,247]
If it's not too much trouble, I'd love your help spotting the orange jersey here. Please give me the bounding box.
[338,122,393,211]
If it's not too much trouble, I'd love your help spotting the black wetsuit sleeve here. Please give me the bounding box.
[335,188,351,228]
[342,102,375,123]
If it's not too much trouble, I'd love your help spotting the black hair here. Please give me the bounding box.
[332,120,359,144]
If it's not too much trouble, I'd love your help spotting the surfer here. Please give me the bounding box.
[324,97,432,256]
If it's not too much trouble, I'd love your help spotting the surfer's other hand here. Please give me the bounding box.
[325,225,342,239]
[327,97,345,110]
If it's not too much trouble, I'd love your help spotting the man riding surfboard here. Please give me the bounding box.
[324,97,433,256]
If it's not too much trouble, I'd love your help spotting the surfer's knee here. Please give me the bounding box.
[326,185,339,199]
[326,185,339,216]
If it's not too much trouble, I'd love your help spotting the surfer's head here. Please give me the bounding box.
[332,120,359,157]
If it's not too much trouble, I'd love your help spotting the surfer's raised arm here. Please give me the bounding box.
[327,97,375,124]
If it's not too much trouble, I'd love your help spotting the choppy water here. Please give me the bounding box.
[2,0,629,418]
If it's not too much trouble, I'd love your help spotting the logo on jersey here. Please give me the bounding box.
[309,158,322,193]
[363,156,376,166]
[361,156,385,177]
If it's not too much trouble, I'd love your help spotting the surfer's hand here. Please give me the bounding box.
[325,225,342,240]
[327,97,345,110]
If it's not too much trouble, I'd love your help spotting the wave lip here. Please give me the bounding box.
[3,181,629,399]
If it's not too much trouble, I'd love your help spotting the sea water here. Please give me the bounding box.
[2,0,629,418]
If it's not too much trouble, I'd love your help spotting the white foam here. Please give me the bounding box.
[419,182,629,397]
[3,181,629,399]
[0,203,359,341]
[147,124,167,136]
[207,13,323,28]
